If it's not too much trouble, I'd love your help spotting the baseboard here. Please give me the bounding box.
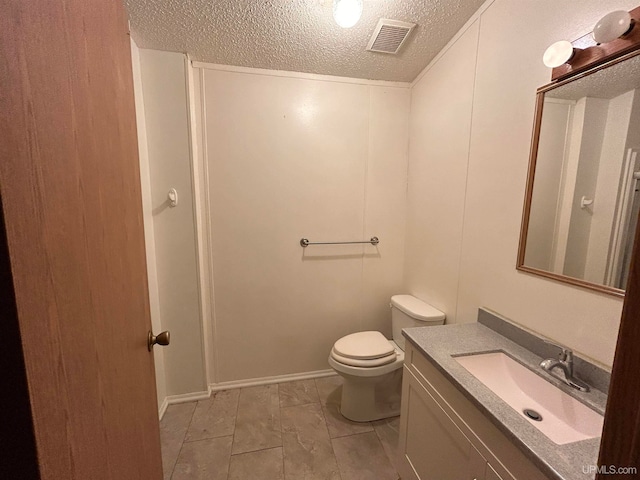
[157,370,337,418]
[209,369,337,392]
[158,397,169,420]
[161,389,211,418]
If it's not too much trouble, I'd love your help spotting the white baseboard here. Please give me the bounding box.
[158,397,169,420]
[168,390,211,403]
[209,369,337,392]
[159,389,211,421]
[157,370,338,420]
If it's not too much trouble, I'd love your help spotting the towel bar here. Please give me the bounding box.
[299,237,379,248]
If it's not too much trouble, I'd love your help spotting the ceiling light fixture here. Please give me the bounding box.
[593,10,634,44]
[333,0,363,28]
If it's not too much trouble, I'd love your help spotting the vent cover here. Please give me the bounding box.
[366,19,416,54]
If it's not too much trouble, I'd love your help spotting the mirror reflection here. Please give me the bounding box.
[522,53,640,292]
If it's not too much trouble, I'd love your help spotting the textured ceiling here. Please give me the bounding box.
[124,0,485,82]
[548,54,640,101]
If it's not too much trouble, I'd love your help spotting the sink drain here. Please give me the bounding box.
[523,409,543,421]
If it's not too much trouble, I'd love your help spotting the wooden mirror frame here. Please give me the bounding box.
[517,11,640,297]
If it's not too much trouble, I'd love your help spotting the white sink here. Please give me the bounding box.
[455,352,603,445]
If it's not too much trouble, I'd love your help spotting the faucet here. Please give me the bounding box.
[540,341,590,392]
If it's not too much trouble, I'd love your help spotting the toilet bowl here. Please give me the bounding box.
[328,295,445,422]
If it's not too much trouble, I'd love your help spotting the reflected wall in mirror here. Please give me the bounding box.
[519,52,640,296]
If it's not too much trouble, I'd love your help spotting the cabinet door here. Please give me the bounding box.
[485,463,505,480]
[399,369,486,480]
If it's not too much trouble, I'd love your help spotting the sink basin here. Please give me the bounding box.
[454,352,603,445]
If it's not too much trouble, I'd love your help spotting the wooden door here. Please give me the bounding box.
[0,1,163,479]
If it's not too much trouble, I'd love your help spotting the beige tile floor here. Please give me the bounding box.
[160,375,400,480]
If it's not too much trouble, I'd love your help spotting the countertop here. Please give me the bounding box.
[403,323,608,480]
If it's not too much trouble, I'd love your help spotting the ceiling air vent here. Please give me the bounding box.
[366,19,416,54]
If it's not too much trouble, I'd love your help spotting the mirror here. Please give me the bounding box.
[518,52,640,296]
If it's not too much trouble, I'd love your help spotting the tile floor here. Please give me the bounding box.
[160,375,400,480]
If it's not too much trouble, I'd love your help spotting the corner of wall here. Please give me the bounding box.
[137,47,206,396]
[130,38,168,413]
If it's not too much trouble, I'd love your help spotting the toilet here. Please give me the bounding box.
[328,294,445,422]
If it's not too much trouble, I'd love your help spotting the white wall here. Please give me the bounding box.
[404,19,480,319]
[196,66,410,382]
[618,91,640,286]
[130,40,167,410]
[405,0,638,367]
[585,91,635,283]
[563,97,608,279]
[626,90,640,149]
[133,0,637,393]
[524,99,572,271]
[138,49,206,395]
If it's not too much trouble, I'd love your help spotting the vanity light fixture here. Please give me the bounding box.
[333,0,363,28]
[542,40,576,68]
[546,6,640,81]
[593,10,634,44]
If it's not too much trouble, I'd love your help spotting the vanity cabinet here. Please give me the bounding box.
[400,366,489,479]
[398,342,550,480]
[486,464,506,480]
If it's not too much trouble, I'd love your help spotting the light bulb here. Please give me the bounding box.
[543,40,575,68]
[333,0,363,28]
[593,10,633,44]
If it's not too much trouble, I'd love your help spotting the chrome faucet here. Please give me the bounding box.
[540,342,590,392]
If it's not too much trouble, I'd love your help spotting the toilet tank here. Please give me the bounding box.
[390,295,446,351]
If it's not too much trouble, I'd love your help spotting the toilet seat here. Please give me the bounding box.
[330,331,398,368]
[328,340,404,378]
[333,331,395,360]
[330,348,396,367]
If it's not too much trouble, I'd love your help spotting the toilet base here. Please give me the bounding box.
[338,368,403,422]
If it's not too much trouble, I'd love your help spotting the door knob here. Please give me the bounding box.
[148,330,170,351]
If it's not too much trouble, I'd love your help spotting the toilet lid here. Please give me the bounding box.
[333,331,395,360]
[331,348,397,367]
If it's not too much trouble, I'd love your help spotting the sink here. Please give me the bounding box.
[454,352,603,445]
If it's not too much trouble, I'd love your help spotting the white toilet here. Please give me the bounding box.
[328,294,445,422]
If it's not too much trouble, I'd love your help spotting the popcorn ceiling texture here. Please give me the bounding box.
[124,0,485,82]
